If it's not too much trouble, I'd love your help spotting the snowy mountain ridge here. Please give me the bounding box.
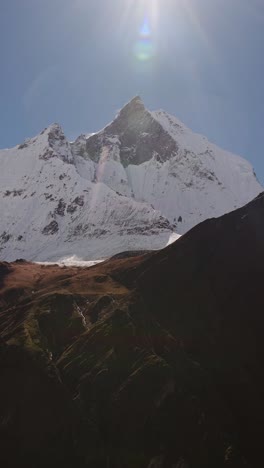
[0,97,262,262]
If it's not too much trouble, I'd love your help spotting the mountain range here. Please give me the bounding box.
[0,96,262,262]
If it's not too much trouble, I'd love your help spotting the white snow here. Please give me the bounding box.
[0,125,175,262]
[0,102,262,262]
[37,257,104,268]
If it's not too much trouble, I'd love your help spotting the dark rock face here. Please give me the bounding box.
[0,231,11,243]
[42,220,59,235]
[54,199,66,216]
[66,203,77,214]
[39,147,56,161]
[2,194,264,467]
[85,97,179,166]
[73,195,85,207]
[47,124,73,163]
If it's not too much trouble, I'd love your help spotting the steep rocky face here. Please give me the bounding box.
[0,121,175,262]
[1,194,264,467]
[0,97,262,262]
[84,97,179,166]
[47,123,74,163]
[73,96,262,234]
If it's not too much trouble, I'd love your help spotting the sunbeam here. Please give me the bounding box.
[179,0,214,57]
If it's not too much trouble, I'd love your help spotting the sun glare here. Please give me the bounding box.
[134,15,155,61]
[133,0,160,62]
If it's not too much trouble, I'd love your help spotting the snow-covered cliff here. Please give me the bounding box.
[0,97,261,261]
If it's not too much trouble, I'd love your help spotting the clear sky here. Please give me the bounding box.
[1,0,264,182]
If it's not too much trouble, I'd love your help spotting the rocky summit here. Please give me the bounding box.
[0,97,262,262]
[1,193,264,467]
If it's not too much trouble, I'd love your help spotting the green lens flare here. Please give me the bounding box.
[134,39,155,61]
[134,16,154,61]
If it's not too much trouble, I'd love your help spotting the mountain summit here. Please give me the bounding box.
[82,96,181,166]
[0,98,262,262]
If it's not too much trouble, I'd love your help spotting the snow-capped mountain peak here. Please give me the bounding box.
[0,98,262,262]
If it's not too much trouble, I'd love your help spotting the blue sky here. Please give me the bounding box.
[1,0,264,182]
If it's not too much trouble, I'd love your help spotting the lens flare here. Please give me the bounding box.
[134,16,155,61]
[141,16,151,37]
[134,39,155,61]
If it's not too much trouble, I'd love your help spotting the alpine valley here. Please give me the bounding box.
[0,97,262,262]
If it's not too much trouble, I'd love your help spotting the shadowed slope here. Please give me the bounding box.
[1,194,264,467]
